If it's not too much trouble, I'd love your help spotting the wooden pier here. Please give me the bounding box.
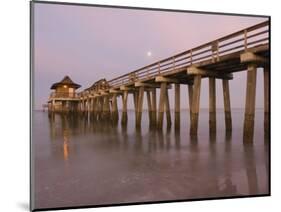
[48,21,269,140]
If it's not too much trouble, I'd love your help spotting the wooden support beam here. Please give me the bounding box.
[100,91,109,96]
[157,82,167,129]
[144,88,155,92]
[243,64,257,141]
[91,98,95,113]
[135,81,159,88]
[93,98,98,120]
[103,95,111,120]
[120,85,135,91]
[111,93,119,124]
[209,78,216,133]
[135,81,172,89]
[89,98,92,112]
[97,97,103,121]
[190,75,202,135]
[178,78,194,85]
[133,90,139,120]
[187,66,233,80]
[222,79,232,131]
[240,52,268,64]
[151,88,157,126]
[165,88,172,128]
[174,84,180,130]
[87,98,91,113]
[136,86,144,128]
[121,91,128,126]
[146,90,152,124]
[85,98,89,112]
[109,89,122,94]
[100,97,104,118]
[86,98,90,113]
[188,84,193,122]
[93,98,97,118]
[92,98,97,120]
[95,97,101,119]
[155,76,179,83]
[89,98,93,112]
[264,66,269,135]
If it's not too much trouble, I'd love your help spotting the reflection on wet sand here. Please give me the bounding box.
[222,131,237,195]
[243,142,259,195]
[34,111,269,209]
[63,129,69,161]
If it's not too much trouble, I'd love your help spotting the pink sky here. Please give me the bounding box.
[33,2,268,110]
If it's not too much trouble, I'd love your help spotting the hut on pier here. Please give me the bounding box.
[77,78,110,112]
[48,76,81,113]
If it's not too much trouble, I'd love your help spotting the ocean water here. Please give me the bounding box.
[32,109,269,209]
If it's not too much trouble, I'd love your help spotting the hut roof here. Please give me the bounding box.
[50,76,81,89]
[84,78,108,91]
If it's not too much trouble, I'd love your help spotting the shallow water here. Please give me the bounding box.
[32,109,269,209]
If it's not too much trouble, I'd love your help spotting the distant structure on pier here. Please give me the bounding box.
[48,76,81,112]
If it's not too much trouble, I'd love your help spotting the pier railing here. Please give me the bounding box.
[107,20,269,89]
[49,92,78,99]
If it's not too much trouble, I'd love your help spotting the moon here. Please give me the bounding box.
[147,51,152,57]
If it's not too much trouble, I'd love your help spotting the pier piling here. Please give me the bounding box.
[209,77,216,133]
[165,88,172,128]
[243,64,257,141]
[136,86,144,128]
[151,88,157,126]
[264,66,269,135]
[103,95,111,121]
[146,90,152,124]
[133,90,139,120]
[222,79,232,131]
[121,91,128,125]
[188,84,193,122]
[111,93,119,124]
[190,75,202,135]
[175,84,180,130]
[157,82,167,129]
